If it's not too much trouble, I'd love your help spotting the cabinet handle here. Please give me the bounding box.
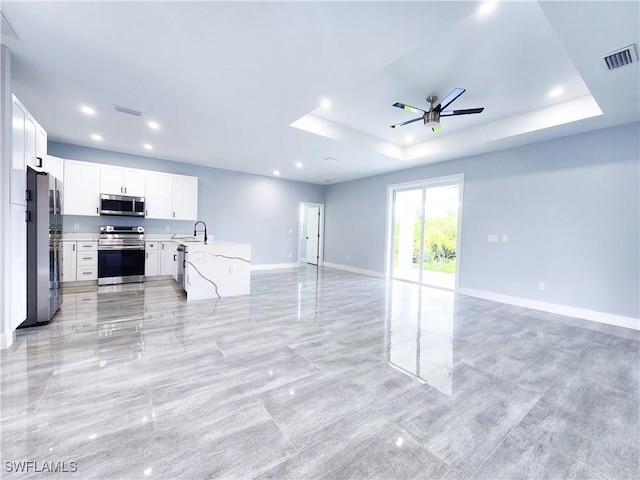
[173,254,177,261]
[73,244,75,252]
[124,187,127,194]
[172,211,175,218]
[145,210,148,216]
[36,157,43,168]
[96,207,99,214]
[146,252,148,259]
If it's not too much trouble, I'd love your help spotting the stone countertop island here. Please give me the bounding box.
[179,240,251,300]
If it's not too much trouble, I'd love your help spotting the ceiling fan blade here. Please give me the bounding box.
[392,102,427,114]
[390,117,423,128]
[435,88,465,112]
[440,107,484,116]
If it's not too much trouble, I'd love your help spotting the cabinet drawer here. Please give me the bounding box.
[77,241,97,251]
[77,266,97,280]
[77,251,97,266]
[145,242,158,250]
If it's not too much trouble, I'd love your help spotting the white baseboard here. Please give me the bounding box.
[251,263,299,271]
[323,262,385,279]
[0,331,15,350]
[456,287,640,331]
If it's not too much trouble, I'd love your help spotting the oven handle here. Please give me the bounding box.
[98,245,145,251]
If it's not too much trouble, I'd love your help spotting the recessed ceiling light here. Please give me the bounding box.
[548,86,564,97]
[91,134,102,141]
[273,170,280,176]
[320,99,331,109]
[148,121,159,130]
[143,143,153,150]
[295,162,302,168]
[81,106,95,115]
[478,1,497,15]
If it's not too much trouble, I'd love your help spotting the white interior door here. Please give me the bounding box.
[303,206,320,265]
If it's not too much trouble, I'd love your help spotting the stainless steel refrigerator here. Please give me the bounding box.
[21,167,62,327]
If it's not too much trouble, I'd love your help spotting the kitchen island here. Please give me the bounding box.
[178,240,251,300]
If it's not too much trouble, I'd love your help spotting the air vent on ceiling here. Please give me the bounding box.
[1,11,20,40]
[112,104,143,116]
[603,44,638,70]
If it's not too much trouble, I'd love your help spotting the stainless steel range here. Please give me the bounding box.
[98,225,145,285]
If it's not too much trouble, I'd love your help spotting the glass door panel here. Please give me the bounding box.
[421,185,459,289]
[392,189,423,282]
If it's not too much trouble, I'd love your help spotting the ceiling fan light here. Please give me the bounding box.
[424,120,439,128]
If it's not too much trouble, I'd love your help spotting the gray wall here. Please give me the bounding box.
[324,123,640,318]
[49,142,325,265]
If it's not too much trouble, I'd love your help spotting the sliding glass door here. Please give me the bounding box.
[390,176,462,289]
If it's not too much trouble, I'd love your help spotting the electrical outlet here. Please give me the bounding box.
[502,235,509,243]
[538,282,546,291]
[73,223,79,230]
[165,226,170,232]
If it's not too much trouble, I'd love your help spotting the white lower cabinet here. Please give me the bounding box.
[10,204,27,330]
[145,241,159,277]
[160,242,178,278]
[62,241,98,282]
[62,241,77,282]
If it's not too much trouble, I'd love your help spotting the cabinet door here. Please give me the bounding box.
[63,160,100,216]
[159,242,177,276]
[11,98,27,206]
[145,249,159,277]
[10,204,27,329]
[172,174,198,220]
[123,168,146,197]
[35,124,47,166]
[145,171,173,219]
[100,164,124,195]
[62,242,77,282]
[45,155,64,182]
[25,117,38,170]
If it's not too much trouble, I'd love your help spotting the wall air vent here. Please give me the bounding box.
[603,44,638,70]
[112,105,143,116]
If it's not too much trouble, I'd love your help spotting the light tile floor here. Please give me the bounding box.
[1,266,638,479]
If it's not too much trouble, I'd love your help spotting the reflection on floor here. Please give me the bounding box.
[1,266,638,479]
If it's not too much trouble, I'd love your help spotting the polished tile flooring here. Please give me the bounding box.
[1,266,638,479]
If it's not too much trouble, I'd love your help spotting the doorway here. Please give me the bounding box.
[299,202,324,266]
[387,175,463,290]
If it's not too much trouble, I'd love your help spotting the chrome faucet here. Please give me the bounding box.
[193,221,208,243]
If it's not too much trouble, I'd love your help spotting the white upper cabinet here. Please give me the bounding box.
[25,117,37,170]
[124,168,146,197]
[100,165,146,197]
[100,164,124,195]
[35,123,47,166]
[45,155,64,182]
[64,159,100,216]
[172,174,198,220]
[11,96,27,206]
[145,171,173,219]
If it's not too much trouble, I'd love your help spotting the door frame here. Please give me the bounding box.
[384,174,464,289]
[298,202,325,266]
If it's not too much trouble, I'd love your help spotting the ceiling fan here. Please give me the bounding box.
[390,88,484,131]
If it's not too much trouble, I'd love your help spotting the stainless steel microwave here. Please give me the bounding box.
[99,194,145,217]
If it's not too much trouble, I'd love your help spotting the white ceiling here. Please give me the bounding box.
[1,1,638,185]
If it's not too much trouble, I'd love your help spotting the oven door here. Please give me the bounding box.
[98,246,145,285]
